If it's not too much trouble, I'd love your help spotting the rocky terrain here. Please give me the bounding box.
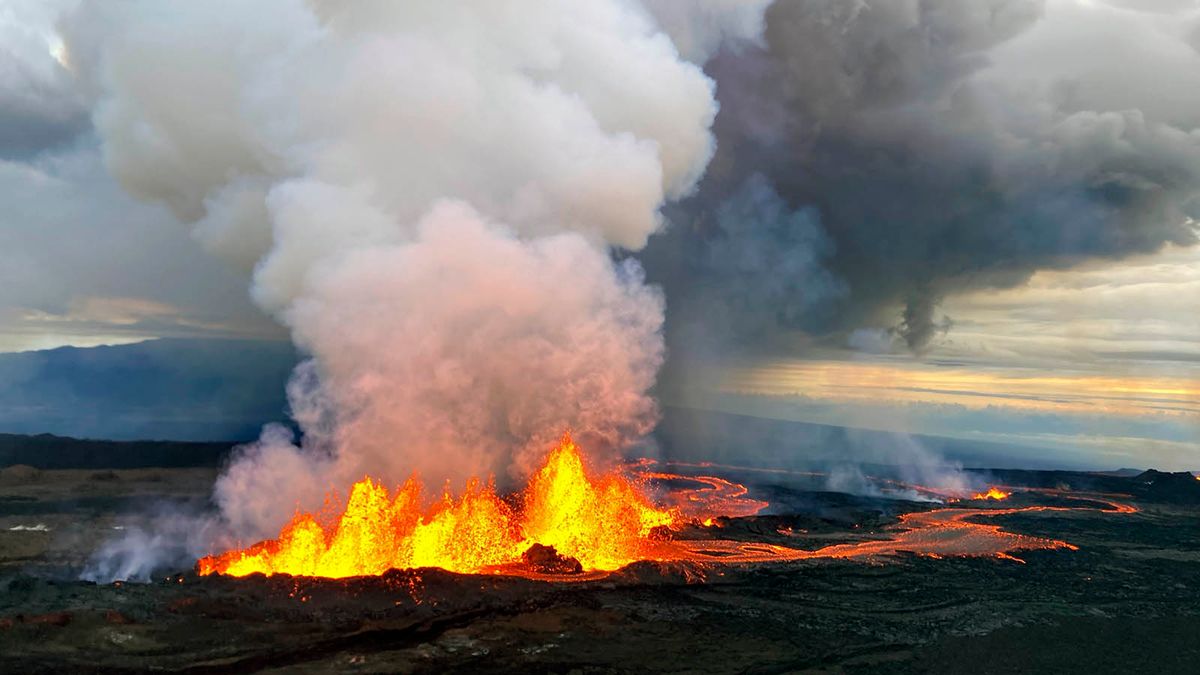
[2,464,1199,673]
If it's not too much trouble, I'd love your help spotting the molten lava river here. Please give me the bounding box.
[198,434,1136,580]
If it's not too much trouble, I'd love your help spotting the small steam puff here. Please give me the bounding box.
[68,0,768,574]
[81,511,223,584]
[826,431,977,502]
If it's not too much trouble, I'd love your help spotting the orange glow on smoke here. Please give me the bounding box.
[972,487,1010,501]
[197,433,674,578]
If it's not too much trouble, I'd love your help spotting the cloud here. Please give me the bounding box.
[644,173,846,362]
[646,0,1200,355]
[640,0,774,63]
[0,0,89,159]
[0,1,284,353]
[688,378,1199,471]
[938,244,1200,370]
[63,0,737,550]
[0,142,281,352]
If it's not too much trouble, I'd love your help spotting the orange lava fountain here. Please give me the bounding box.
[197,434,675,578]
[198,442,1144,581]
[972,487,1011,501]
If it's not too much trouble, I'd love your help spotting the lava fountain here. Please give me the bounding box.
[972,487,1011,501]
[198,434,675,578]
[198,439,1141,582]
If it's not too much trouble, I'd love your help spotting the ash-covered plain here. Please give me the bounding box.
[3,460,1199,674]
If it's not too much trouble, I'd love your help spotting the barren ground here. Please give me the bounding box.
[2,465,1199,674]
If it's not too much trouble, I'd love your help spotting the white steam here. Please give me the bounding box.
[219,204,667,537]
[835,430,978,501]
[641,0,774,63]
[64,0,767,556]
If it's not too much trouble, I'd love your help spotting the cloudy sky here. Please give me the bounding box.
[0,0,1196,470]
[0,0,281,352]
[667,242,1200,470]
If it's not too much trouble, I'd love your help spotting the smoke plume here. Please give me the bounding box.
[66,0,744,556]
[647,0,1200,355]
[70,0,1200,578]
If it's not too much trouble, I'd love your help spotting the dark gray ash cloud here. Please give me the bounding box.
[643,0,1200,355]
[642,173,846,359]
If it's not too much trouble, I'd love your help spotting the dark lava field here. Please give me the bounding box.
[2,464,1199,674]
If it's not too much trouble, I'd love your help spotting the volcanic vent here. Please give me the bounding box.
[197,434,1137,582]
[198,434,676,579]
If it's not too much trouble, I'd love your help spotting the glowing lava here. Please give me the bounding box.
[198,434,674,578]
[972,487,1011,501]
[632,460,769,522]
[198,442,1141,581]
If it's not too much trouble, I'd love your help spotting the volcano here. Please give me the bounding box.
[5,443,1199,673]
[195,435,1138,583]
[198,434,675,578]
[973,487,1012,501]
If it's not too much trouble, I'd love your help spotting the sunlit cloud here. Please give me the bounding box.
[0,296,283,353]
[719,359,1199,419]
[670,246,1200,470]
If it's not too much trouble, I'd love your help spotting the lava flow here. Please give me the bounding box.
[657,505,1080,566]
[199,438,1142,581]
[631,459,769,523]
[198,433,674,578]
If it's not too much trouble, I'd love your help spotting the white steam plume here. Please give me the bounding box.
[641,0,774,63]
[62,0,767,554]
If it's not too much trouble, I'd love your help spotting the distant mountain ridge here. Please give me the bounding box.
[0,432,235,469]
[0,340,1145,472]
[0,338,297,442]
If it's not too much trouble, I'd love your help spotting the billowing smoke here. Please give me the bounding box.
[65,0,751,566]
[645,173,846,361]
[640,0,774,63]
[647,0,1200,355]
[218,206,669,537]
[68,0,1200,578]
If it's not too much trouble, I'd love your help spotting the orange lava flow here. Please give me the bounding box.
[656,506,1081,566]
[198,442,1143,580]
[197,434,674,578]
[633,462,769,522]
[972,487,1011,501]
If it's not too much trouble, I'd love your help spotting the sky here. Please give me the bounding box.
[665,243,1200,470]
[0,0,1196,471]
[0,0,281,352]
